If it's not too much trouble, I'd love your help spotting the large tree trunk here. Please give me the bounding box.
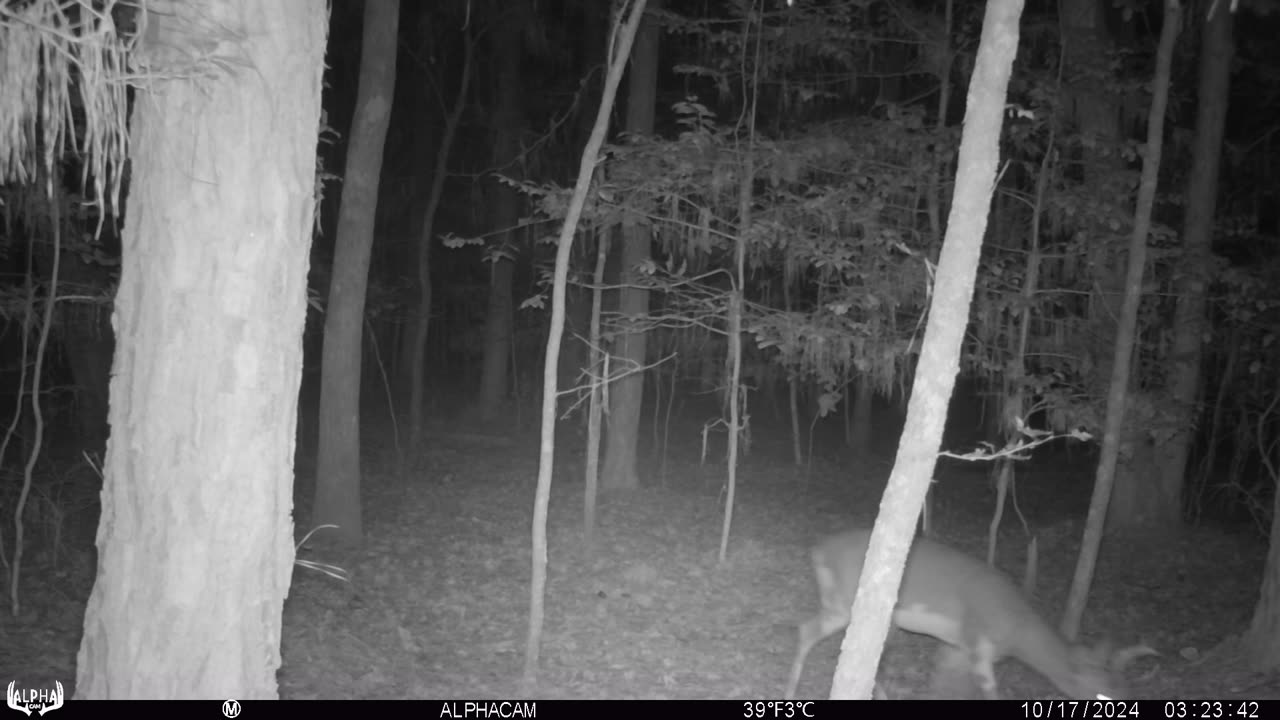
[74,0,326,698]
[828,0,1023,698]
[314,0,399,546]
[1150,0,1233,528]
[476,1,526,421]
[601,0,660,491]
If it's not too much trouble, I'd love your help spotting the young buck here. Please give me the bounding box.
[784,529,1153,699]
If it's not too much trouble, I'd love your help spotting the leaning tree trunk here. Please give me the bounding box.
[601,0,660,490]
[1061,0,1179,640]
[828,0,1023,699]
[313,0,399,546]
[75,0,326,698]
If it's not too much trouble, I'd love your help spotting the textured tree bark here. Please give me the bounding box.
[75,0,326,697]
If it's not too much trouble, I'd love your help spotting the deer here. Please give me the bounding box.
[784,528,1155,700]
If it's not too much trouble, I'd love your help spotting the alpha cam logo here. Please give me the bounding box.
[6,682,63,716]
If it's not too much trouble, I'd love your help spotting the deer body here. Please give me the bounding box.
[785,529,1145,700]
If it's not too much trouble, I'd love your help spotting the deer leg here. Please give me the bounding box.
[971,638,1001,699]
[785,609,850,699]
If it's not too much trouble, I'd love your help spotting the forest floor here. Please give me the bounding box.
[2,412,1276,700]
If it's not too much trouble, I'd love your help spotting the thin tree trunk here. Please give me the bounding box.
[314,0,399,546]
[25,201,113,455]
[584,229,610,550]
[1061,0,1180,641]
[524,0,649,687]
[719,0,752,561]
[40,239,114,455]
[783,276,803,466]
[989,107,1053,564]
[829,0,1023,699]
[408,35,473,442]
[75,0,326,697]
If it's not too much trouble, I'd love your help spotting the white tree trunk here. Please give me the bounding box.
[75,0,327,698]
[828,0,1024,699]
